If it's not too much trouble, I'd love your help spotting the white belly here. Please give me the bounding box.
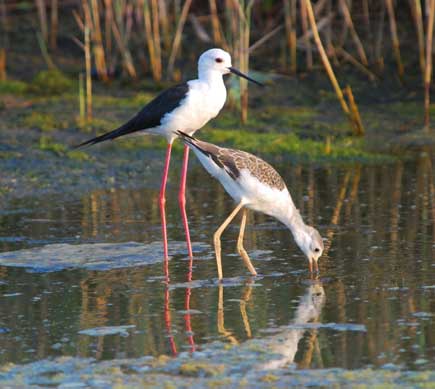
[156,79,226,142]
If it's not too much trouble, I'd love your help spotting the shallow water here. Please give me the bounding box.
[0,154,434,379]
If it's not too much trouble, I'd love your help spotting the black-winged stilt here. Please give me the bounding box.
[177,132,324,280]
[75,48,263,264]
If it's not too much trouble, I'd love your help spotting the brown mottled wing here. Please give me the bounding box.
[189,137,286,191]
[218,149,286,191]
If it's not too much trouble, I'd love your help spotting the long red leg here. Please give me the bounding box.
[184,256,196,352]
[160,143,172,279]
[179,144,193,257]
[164,286,177,356]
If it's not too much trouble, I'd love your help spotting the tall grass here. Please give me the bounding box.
[7,0,435,131]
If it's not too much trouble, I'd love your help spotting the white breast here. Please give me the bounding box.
[159,80,226,142]
[237,170,292,218]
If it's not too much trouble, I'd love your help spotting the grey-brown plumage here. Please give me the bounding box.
[178,131,324,278]
[179,132,286,191]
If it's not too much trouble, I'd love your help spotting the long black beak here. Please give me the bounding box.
[228,67,264,87]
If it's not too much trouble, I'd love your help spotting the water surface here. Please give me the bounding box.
[0,155,434,375]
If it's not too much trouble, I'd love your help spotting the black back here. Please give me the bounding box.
[75,83,189,148]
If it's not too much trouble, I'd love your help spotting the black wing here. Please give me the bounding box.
[75,83,189,148]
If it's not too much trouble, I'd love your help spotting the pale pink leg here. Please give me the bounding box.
[160,143,172,279]
[178,144,193,258]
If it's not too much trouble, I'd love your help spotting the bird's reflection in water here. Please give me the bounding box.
[260,278,325,370]
[164,256,196,356]
[217,278,255,345]
[216,275,325,369]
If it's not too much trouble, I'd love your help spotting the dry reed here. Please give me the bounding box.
[167,0,193,79]
[385,0,404,81]
[424,0,435,130]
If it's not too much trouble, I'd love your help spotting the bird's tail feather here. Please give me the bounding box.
[176,130,199,148]
[73,118,136,149]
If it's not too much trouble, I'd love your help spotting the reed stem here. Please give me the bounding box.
[50,0,58,50]
[167,0,193,79]
[84,25,92,121]
[300,0,313,70]
[385,0,404,81]
[304,0,349,116]
[424,0,435,130]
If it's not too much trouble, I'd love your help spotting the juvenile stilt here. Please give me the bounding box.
[214,202,244,280]
[178,133,324,277]
[236,209,257,276]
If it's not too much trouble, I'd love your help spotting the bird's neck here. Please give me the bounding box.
[198,69,225,87]
[277,201,308,241]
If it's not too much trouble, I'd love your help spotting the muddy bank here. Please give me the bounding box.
[1,342,434,388]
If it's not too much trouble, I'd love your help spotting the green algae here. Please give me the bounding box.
[179,362,225,377]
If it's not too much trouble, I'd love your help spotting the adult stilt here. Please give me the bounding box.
[179,144,193,257]
[160,143,172,279]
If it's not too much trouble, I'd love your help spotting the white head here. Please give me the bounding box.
[198,48,232,76]
[293,225,324,272]
[197,48,263,86]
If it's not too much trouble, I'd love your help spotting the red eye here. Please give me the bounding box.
[215,58,223,63]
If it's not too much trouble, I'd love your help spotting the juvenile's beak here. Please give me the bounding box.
[228,67,264,87]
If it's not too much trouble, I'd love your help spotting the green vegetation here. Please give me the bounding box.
[38,135,90,161]
[0,80,28,95]
[28,70,74,96]
[23,112,57,132]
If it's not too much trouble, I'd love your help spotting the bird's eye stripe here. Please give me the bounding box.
[215,58,223,63]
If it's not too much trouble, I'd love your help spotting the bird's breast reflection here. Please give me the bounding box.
[258,279,326,370]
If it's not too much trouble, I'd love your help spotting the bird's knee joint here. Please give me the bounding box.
[178,194,186,206]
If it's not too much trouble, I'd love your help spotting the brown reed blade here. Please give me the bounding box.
[84,25,92,120]
[336,47,377,82]
[362,0,374,62]
[50,0,58,50]
[304,0,350,117]
[103,0,113,69]
[209,0,226,48]
[90,0,108,81]
[151,0,162,78]
[144,0,162,81]
[344,85,365,136]
[249,23,283,53]
[374,0,386,72]
[284,0,297,74]
[409,0,426,78]
[111,10,137,79]
[339,0,368,66]
[424,0,435,130]
[35,0,48,44]
[158,0,171,51]
[167,0,193,79]
[385,0,404,81]
[300,0,313,71]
